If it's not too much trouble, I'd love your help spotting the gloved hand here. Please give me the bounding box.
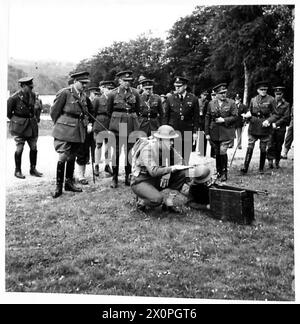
[87,123,93,133]
[215,117,225,123]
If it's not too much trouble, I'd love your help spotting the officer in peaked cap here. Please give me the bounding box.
[267,85,291,169]
[205,82,238,181]
[240,80,277,174]
[164,75,199,165]
[7,76,43,179]
[131,125,188,213]
[138,78,164,137]
[50,70,93,198]
[92,80,116,177]
[107,69,141,188]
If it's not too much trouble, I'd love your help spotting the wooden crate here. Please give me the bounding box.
[209,185,255,225]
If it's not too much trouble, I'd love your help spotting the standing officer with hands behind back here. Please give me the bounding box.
[50,71,91,198]
[7,77,43,179]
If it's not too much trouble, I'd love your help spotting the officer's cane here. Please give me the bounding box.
[91,140,96,184]
[229,123,246,168]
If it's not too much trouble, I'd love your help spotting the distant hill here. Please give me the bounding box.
[8,58,76,95]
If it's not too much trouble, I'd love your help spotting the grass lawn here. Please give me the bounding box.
[5,119,294,301]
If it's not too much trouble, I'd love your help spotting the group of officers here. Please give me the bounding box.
[7,70,292,211]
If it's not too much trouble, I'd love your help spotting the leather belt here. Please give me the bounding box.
[114,108,134,113]
[63,112,84,119]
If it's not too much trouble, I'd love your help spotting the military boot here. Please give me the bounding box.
[65,160,82,192]
[125,165,132,186]
[110,166,119,188]
[52,161,65,198]
[268,159,274,169]
[259,151,267,174]
[14,151,25,179]
[220,154,228,182]
[216,154,222,179]
[29,150,43,177]
[94,164,100,177]
[240,148,253,174]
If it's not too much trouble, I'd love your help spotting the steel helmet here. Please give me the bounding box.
[153,125,179,139]
[192,165,212,184]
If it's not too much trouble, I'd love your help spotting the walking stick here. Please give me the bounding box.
[229,124,246,168]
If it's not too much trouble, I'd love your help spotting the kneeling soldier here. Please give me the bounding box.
[131,125,189,213]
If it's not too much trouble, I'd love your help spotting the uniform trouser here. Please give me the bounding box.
[247,134,271,152]
[14,136,38,153]
[267,128,286,162]
[76,132,95,166]
[210,140,232,175]
[111,134,134,174]
[54,139,82,163]
[236,128,243,147]
[284,122,293,151]
[94,134,109,163]
[176,131,193,165]
[131,170,186,207]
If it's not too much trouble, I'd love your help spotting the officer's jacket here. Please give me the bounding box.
[138,93,164,136]
[274,98,291,128]
[248,95,278,136]
[7,90,38,138]
[236,103,248,129]
[132,139,183,179]
[92,94,110,133]
[164,92,200,133]
[107,87,141,134]
[205,98,238,141]
[50,86,91,143]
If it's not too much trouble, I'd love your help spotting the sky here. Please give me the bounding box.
[7,0,202,63]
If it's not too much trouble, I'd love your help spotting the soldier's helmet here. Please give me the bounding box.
[192,165,212,185]
[153,125,179,139]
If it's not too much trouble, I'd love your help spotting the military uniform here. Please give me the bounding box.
[241,81,278,174]
[7,77,42,179]
[107,70,141,188]
[138,79,164,137]
[205,83,238,181]
[50,71,91,198]
[131,125,186,212]
[164,76,199,164]
[235,94,247,149]
[267,87,291,168]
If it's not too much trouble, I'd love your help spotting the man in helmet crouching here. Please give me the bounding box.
[131,125,189,213]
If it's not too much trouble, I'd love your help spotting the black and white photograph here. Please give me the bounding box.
[0,0,297,305]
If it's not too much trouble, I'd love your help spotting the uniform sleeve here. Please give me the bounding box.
[50,90,67,123]
[7,96,15,120]
[157,97,163,126]
[275,103,291,127]
[224,101,238,126]
[107,92,114,117]
[267,97,279,124]
[204,102,212,136]
[193,96,200,132]
[140,145,172,177]
[162,97,171,125]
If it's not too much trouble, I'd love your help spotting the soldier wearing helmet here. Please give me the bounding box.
[131,125,189,213]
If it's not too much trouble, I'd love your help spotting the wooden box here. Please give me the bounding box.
[209,185,255,225]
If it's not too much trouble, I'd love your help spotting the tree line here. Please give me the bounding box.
[77,5,293,105]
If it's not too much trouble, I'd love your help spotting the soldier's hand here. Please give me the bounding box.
[160,174,171,188]
[206,135,211,140]
[244,111,252,119]
[215,117,225,123]
[272,123,277,129]
[262,120,270,127]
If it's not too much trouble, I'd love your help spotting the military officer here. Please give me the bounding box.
[205,83,238,181]
[164,76,200,164]
[107,70,141,188]
[267,86,291,169]
[93,81,115,177]
[138,79,164,137]
[7,77,43,179]
[131,125,188,213]
[240,81,278,174]
[50,71,91,198]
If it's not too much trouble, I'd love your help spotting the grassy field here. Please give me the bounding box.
[5,120,294,301]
